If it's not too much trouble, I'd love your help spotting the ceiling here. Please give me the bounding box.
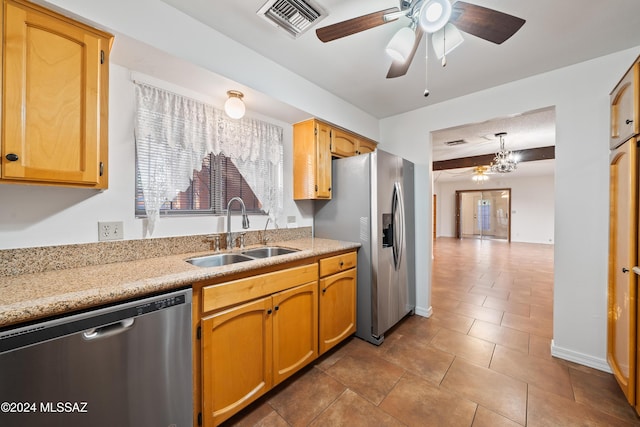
[160,0,640,120]
[116,0,640,182]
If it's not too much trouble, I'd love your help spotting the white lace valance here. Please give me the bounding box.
[134,82,284,234]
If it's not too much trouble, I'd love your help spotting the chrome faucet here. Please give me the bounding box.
[226,197,250,249]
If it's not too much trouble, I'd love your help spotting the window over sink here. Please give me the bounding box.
[134,82,283,234]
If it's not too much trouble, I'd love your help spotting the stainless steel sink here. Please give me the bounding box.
[242,246,300,258]
[186,253,253,268]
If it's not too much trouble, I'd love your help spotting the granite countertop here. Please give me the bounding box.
[0,238,360,329]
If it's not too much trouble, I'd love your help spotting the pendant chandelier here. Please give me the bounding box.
[472,166,489,182]
[490,132,517,173]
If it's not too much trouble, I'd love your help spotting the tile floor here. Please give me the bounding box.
[222,237,640,426]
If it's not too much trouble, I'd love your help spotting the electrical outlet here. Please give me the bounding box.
[98,221,124,241]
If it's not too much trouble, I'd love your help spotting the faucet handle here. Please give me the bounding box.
[205,234,222,252]
[238,232,246,250]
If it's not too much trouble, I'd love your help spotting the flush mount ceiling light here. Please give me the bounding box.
[385,26,416,62]
[224,90,245,119]
[490,132,518,173]
[418,0,452,34]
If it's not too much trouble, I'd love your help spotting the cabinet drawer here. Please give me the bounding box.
[611,58,640,149]
[319,251,357,277]
[202,264,318,313]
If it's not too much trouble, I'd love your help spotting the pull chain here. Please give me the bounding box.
[424,33,430,97]
[442,25,447,67]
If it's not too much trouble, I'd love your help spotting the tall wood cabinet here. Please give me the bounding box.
[1,0,112,188]
[608,54,640,414]
[608,137,637,405]
[293,118,377,200]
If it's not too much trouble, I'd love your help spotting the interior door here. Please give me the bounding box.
[608,137,637,405]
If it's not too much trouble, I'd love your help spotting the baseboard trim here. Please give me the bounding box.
[550,340,612,373]
[415,305,433,318]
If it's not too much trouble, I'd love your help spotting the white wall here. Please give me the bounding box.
[0,0,382,250]
[0,64,315,249]
[380,46,640,371]
[435,173,555,244]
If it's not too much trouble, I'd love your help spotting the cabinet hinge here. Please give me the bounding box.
[198,412,202,426]
[314,127,318,136]
[197,326,201,340]
[100,50,105,64]
[99,162,104,177]
[315,184,318,192]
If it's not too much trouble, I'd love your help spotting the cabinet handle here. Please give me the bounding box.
[5,153,18,162]
[622,267,630,273]
[339,261,344,267]
[626,119,634,125]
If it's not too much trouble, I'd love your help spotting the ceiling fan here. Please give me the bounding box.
[315,0,525,94]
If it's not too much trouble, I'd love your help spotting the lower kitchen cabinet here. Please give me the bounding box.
[319,252,357,354]
[199,264,318,427]
[196,251,358,426]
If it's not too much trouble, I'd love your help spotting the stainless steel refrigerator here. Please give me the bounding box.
[314,149,415,345]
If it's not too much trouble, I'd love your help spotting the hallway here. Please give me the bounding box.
[223,238,638,426]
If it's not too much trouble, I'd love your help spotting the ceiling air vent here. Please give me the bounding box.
[257,0,325,38]
[445,139,468,146]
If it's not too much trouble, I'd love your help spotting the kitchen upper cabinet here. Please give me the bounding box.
[293,119,332,199]
[610,56,640,150]
[318,251,357,354]
[332,128,377,158]
[293,118,377,200]
[1,0,113,188]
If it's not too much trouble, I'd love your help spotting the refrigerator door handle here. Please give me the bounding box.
[391,182,404,271]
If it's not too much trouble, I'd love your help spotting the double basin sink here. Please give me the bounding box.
[187,246,299,268]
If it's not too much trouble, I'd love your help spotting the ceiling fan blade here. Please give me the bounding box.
[450,1,525,45]
[387,26,423,78]
[316,7,400,43]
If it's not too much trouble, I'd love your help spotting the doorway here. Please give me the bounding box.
[455,189,511,241]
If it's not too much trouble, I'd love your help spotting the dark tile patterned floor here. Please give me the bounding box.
[222,237,640,426]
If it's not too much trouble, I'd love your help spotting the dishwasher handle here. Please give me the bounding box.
[82,318,135,341]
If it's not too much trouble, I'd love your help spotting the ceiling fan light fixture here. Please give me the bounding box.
[224,90,245,119]
[432,23,463,59]
[385,26,415,62]
[418,0,452,33]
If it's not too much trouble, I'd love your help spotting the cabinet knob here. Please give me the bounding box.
[322,288,327,293]
[267,309,272,314]
[5,153,18,162]
[274,306,279,311]
[623,267,630,273]
[626,119,634,125]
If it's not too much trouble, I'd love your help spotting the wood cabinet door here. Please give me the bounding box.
[201,297,273,427]
[319,268,357,354]
[272,282,318,385]
[2,0,109,186]
[315,121,332,198]
[610,62,639,150]
[608,137,637,405]
[358,138,377,155]
[332,128,358,157]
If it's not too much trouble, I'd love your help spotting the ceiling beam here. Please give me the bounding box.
[432,146,555,171]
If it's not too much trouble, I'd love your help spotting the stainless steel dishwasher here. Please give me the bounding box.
[0,288,192,427]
